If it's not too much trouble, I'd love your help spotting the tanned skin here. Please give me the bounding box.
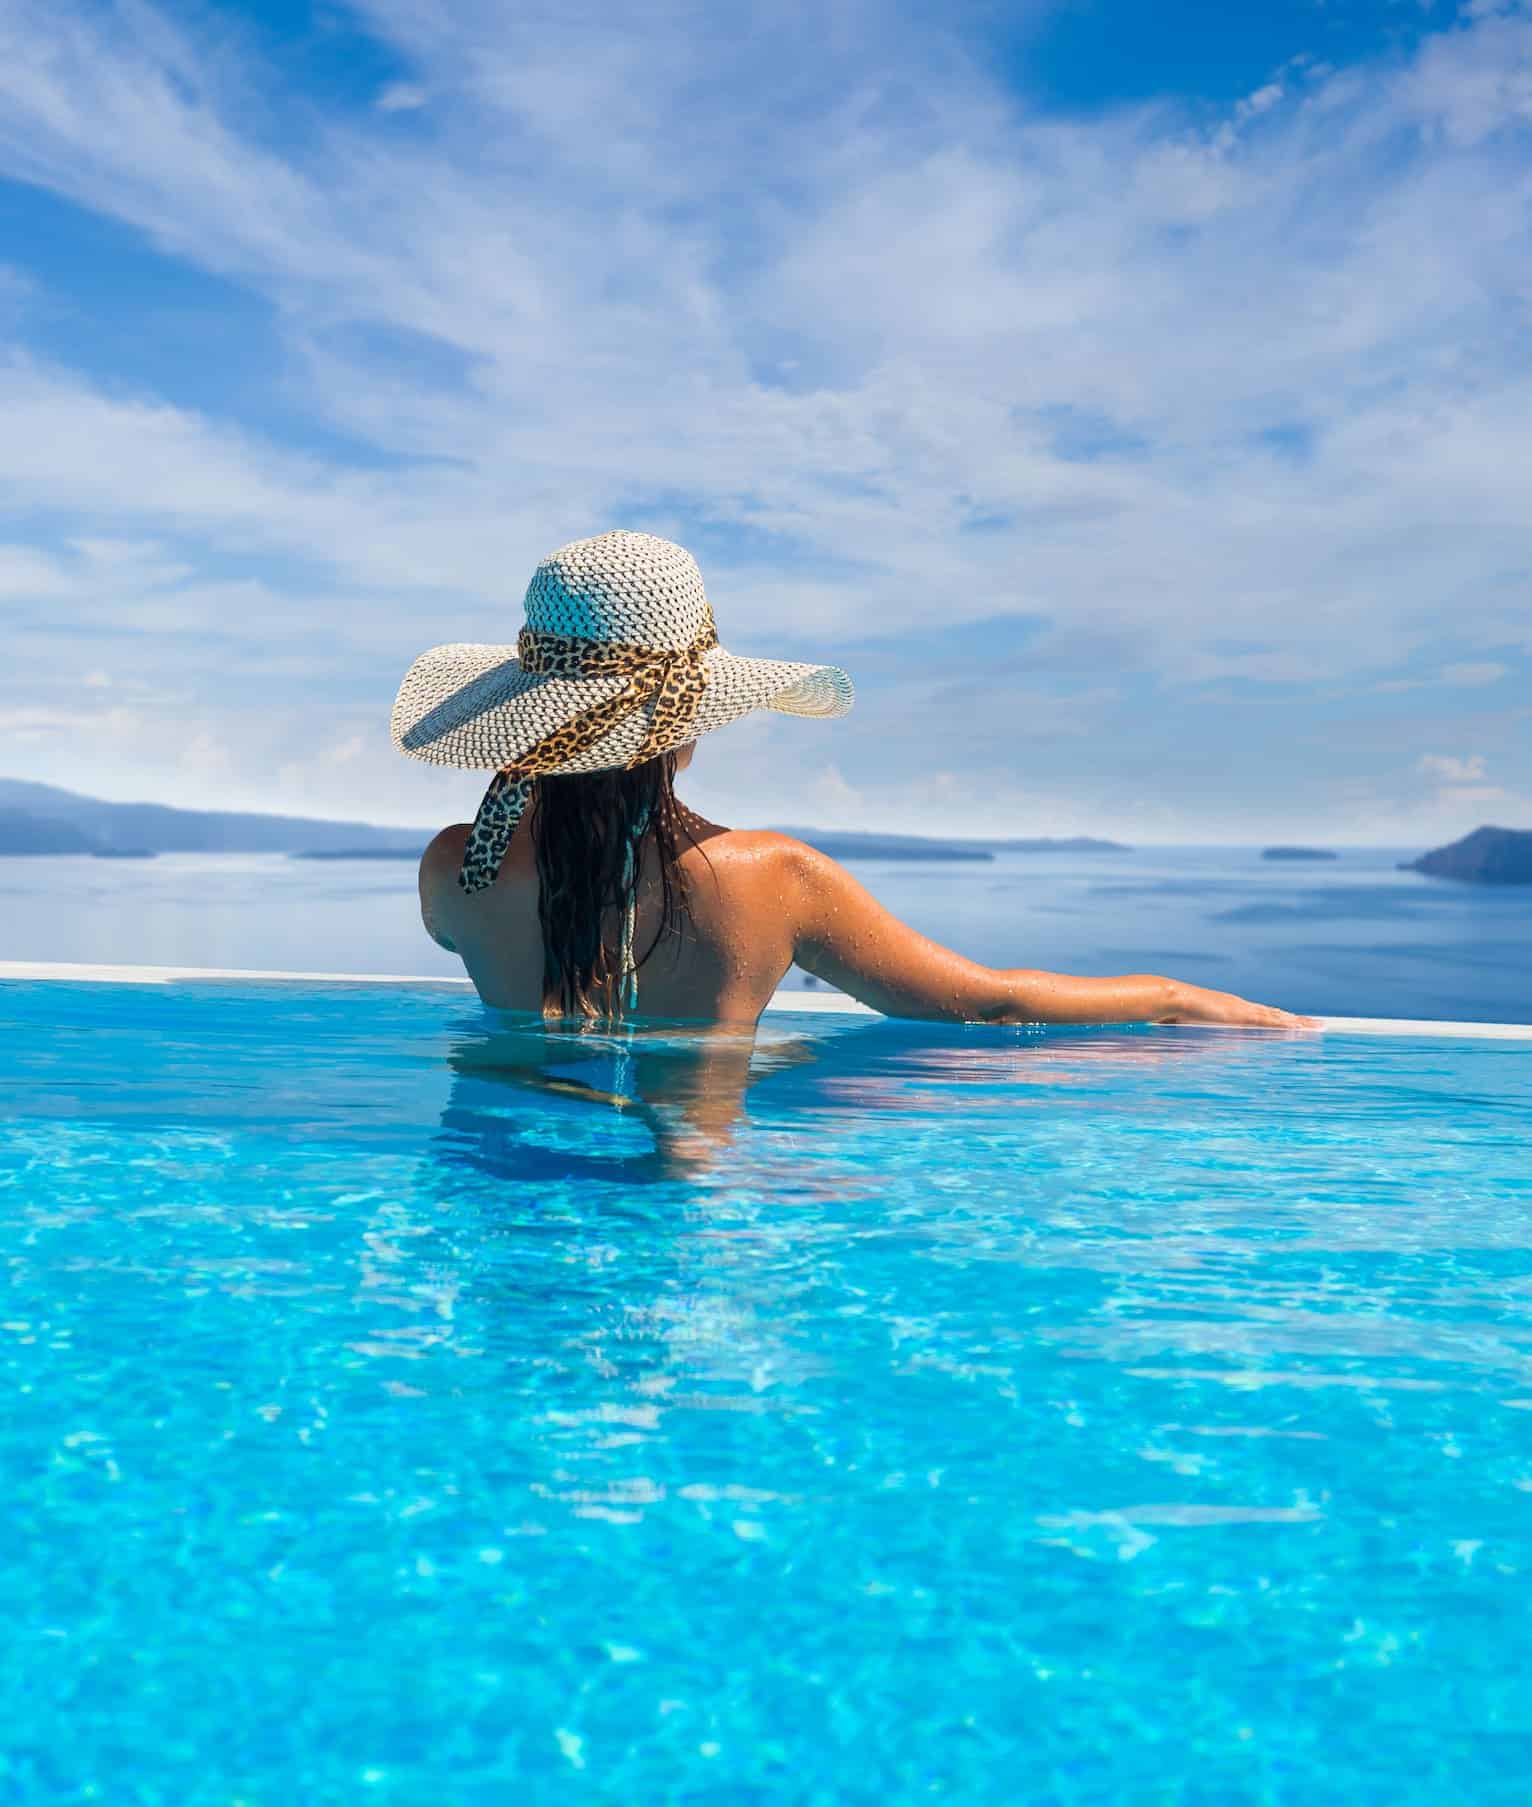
[419,744,1315,1032]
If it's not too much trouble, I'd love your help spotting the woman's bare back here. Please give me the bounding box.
[418,804,1314,1030]
[420,807,800,1020]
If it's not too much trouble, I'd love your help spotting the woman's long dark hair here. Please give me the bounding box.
[532,751,695,1020]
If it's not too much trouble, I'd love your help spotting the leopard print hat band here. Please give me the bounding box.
[391,530,855,890]
[457,622,718,894]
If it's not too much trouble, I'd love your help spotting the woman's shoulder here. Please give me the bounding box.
[678,827,850,922]
[421,823,471,872]
[680,821,830,876]
[420,819,541,887]
[417,824,472,950]
[419,822,472,898]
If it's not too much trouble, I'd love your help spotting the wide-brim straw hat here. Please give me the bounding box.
[391,529,853,773]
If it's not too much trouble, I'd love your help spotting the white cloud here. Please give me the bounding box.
[1238,81,1286,120]
[801,762,866,826]
[375,82,427,113]
[1419,752,1489,783]
[0,0,1528,833]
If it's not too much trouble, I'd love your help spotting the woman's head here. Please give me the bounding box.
[391,532,851,898]
[532,749,697,1020]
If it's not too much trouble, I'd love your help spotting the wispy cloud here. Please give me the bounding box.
[0,0,1528,835]
[374,82,427,113]
[1419,753,1489,784]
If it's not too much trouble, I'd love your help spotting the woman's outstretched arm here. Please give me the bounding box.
[781,840,1314,1028]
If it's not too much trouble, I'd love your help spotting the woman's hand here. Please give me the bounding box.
[1158,981,1319,1029]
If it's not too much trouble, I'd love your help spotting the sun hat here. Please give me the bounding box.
[391,529,854,892]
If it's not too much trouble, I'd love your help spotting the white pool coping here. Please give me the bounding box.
[1,960,1529,1041]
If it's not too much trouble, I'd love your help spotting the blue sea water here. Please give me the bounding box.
[2,844,1529,1022]
[2,977,1530,1803]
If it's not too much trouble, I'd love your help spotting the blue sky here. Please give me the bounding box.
[0,0,1528,841]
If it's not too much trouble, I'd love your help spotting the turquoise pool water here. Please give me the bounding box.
[3,979,1530,1804]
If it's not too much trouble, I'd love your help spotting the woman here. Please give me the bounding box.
[395,531,1310,1031]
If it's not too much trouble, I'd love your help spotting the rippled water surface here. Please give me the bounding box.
[3,980,1530,1804]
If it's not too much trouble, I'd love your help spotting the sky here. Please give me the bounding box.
[0,0,1528,844]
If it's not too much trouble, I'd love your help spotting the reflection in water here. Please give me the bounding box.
[384,1018,856,1425]
[431,1013,1313,1179]
[434,1014,827,1181]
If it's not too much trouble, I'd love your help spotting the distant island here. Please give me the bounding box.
[1261,846,1338,862]
[773,828,1130,862]
[0,808,103,855]
[0,778,431,858]
[776,828,992,862]
[293,848,427,861]
[293,833,1139,865]
[1402,825,1532,885]
[0,777,1132,867]
[986,836,1130,853]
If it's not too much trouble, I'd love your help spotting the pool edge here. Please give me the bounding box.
[2,960,1530,1041]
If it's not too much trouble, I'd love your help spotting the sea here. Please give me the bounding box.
[2,845,1529,1024]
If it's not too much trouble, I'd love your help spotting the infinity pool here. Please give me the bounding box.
[3,977,1530,1804]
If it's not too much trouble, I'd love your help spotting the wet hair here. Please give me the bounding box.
[532,752,695,1020]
